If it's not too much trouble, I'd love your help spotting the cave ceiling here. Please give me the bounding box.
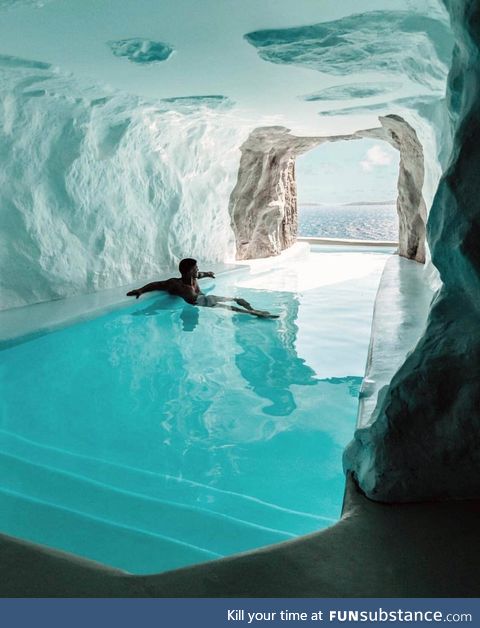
[0,0,452,136]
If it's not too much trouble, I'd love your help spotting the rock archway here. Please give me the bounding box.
[229,116,427,263]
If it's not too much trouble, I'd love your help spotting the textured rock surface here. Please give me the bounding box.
[161,95,233,109]
[381,116,427,263]
[361,116,427,263]
[231,119,427,263]
[345,0,480,502]
[107,39,174,64]
[229,127,330,259]
[245,11,452,92]
[0,55,246,309]
[302,82,403,102]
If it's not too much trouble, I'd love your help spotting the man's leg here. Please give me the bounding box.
[213,304,279,318]
[196,295,278,318]
[233,298,255,311]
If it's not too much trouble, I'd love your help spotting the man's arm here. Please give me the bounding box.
[197,271,215,279]
[127,280,171,299]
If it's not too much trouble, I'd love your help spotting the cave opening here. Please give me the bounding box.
[295,138,400,243]
[229,117,428,264]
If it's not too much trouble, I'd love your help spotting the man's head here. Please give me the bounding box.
[179,258,198,278]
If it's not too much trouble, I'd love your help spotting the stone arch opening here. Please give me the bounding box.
[229,115,427,263]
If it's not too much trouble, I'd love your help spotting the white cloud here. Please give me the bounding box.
[360,144,393,172]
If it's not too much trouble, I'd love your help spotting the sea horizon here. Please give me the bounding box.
[301,200,397,207]
[299,202,398,241]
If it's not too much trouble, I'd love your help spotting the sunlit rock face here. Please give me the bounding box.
[381,116,427,263]
[360,116,427,263]
[230,127,321,260]
[230,127,371,259]
[0,55,244,308]
[345,0,480,502]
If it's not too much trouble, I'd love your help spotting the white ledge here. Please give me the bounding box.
[357,255,434,429]
[0,262,250,348]
[298,237,399,247]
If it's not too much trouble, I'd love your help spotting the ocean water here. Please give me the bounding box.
[299,204,398,240]
[0,247,391,574]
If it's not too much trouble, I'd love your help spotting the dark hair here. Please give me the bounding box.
[179,258,197,275]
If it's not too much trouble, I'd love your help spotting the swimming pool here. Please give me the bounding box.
[0,245,392,574]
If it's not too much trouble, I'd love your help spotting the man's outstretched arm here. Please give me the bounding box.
[127,280,171,299]
[197,271,215,279]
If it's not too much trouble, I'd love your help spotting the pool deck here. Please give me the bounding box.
[1,474,479,597]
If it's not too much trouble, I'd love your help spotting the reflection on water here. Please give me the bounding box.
[324,376,362,398]
[134,298,201,332]
[234,291,317,416]
[179,307,200,332]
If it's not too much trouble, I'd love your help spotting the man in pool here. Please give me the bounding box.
[126,258,279,318]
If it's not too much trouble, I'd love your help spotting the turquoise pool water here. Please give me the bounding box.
[0,247,391,574]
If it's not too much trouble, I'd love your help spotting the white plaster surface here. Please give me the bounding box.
[356,256,434,429]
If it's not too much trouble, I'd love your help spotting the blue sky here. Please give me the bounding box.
[296,138,399,205]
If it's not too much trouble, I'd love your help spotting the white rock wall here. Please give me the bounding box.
[0,56,248,309]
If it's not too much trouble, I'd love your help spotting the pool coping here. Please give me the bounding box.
[356,255,435,429]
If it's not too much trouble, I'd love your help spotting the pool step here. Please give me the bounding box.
[0,430,332,535]
[0,450,294,564]
[0,486,219,574]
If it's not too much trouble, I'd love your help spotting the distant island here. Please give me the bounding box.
[300,200,396,207]
[344,200,396,206]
